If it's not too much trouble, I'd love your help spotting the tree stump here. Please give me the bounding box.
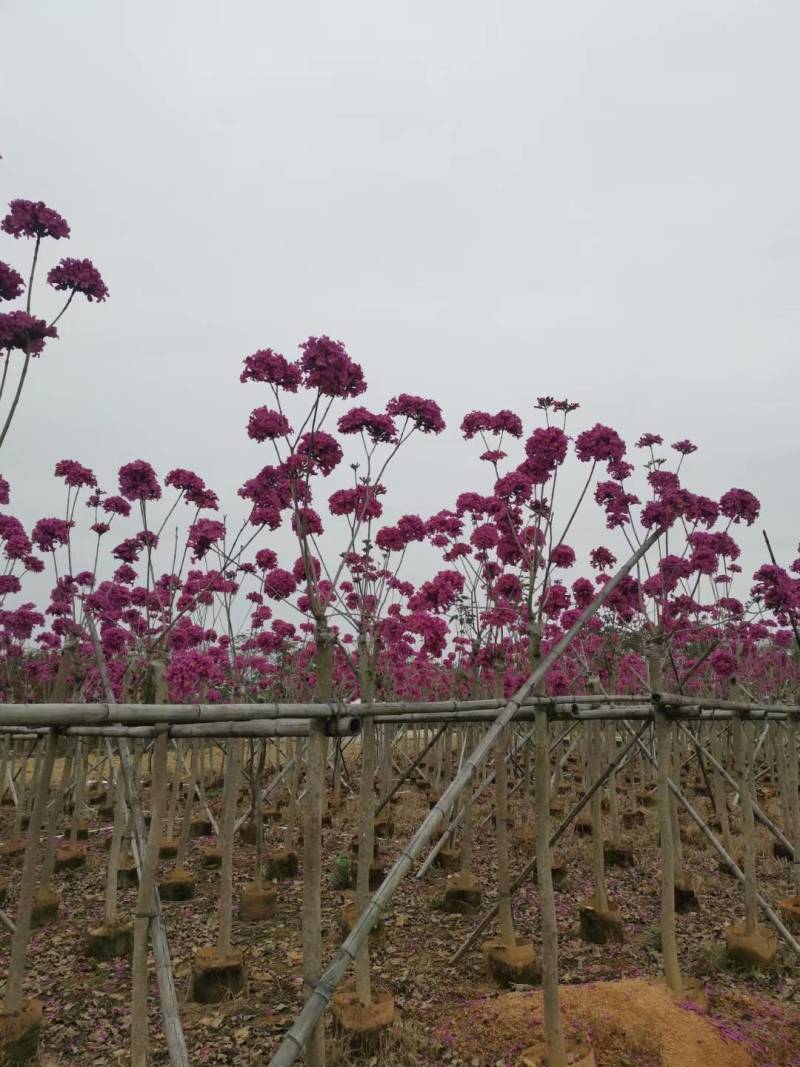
[54,844,86,872]
[158,837,179,860]
[724,922,778,969]
[239,883,277,921]
[604,841,634,868]
[159,868,196,901]
[86,923,133,960]
[191,946,246,1003]
[579,898,624,945]
[199,845,224,869]
[0,999,43,1064]
[443,872,482,915]
[519,1041,596,1066]
[674,877,699,913]
[331,989,395,1046]
[266,849,298,880]
[778,895,800,932]
[30,886,59,928]
[482,939,540,987]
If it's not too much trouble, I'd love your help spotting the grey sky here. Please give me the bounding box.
[1,1,799,607]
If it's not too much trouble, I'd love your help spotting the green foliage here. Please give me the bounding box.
[330,852,352,889]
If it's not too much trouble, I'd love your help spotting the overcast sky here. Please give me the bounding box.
[1,1,799,609]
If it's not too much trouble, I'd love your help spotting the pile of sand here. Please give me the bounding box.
[441,978,752,1067]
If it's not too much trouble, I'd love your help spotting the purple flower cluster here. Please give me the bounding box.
[299,336,366,398]
[1,199,70,240]
[118,460,161,502]
[247,406,292,442]
[387,393,445,434]
[54,459,97,488]
[0,262,24,302]
[47,257,109,302]
[0,311,58,354]
[240,349,302,391]
[337,406,397,443]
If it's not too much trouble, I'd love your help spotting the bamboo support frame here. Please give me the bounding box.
[266,529,662,1067]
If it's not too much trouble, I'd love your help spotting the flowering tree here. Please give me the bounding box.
[0,199,108,450]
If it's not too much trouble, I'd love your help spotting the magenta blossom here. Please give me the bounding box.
[2,199,70,240]
[0,262,24,302]
[47,258,108,302]
[240,349,302,391]
[295,431,343,476]
[263,567,297,600]
[337,406,397,443]
[575,423,626,464]
[719,488,760,526]
[188,519,226,560]
[247,407,292,441]
[54,459,97,488]
[550,544,576,569]
[386,394,445,434]
[590,546,616,570]
[101,495,132,517]
[32,517,73,552]
[300,335,366,398]
[672,439,697,455]
[636,433,663,448]
[118,460,161,502]
[0,311,58,354]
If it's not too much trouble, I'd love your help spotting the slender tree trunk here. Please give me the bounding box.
[650,647,682,993]
[711,729,734,856]
[4,734,56,1013]
[131,733,169,1067]
[589,721,609,911]
[606,724,621,845]
[70,739,86,845]
[303,624,333,1067]
[13,744,31,835]
[669,733,685,883]
[733,714,758,933]
[460,727,475,875]
[284,739,302,850]
[218,740,241,952]
[175,741,199,871]
[105,772,126,927]
[41,745,74,885]
[355,638,377,1005]
[786,721,800,897]
[164,740,183,841]
[535,704,566,1067]
[493,659,514,949]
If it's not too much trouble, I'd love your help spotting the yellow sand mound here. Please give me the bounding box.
[443,978,752,1067]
